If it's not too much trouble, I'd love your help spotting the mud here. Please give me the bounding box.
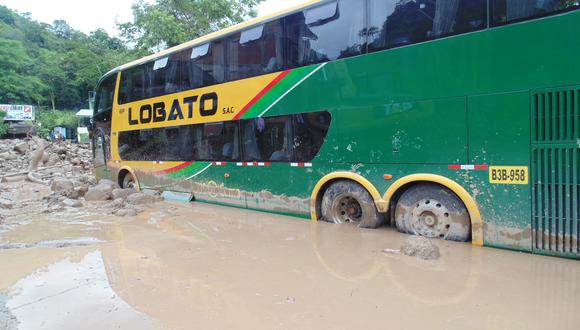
[1,139,580,329]
[0,193,579,329]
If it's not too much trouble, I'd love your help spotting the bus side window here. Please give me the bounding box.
[167,49,191,94]
[491,0,580,26]
[118,66,146,104]
[241,116,291,162]
[149,54,191,97]
[193,122,239,161]
[95,74,116,113]
[227,19,284,81]
[367,0,487,52]
[188,40,226,90]
[285,0,365,68]
[292,111,331,162]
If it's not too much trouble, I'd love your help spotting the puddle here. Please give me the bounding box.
[2,250,156,330]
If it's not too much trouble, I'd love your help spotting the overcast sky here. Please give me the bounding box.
[0,0,307,36]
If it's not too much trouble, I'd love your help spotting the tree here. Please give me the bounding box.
[0,110,9,137]
[0,38,45,104]
[118,0,264,51]
[0,6,140,110]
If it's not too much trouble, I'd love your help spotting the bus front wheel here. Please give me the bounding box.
[120,171,137,190]
[320,180,384,229]
[394,183,471,242]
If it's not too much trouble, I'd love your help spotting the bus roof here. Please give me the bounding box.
[109,0,322,76]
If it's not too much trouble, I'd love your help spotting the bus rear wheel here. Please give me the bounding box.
[320,180,384,229]
[394,183,470,242]
[121,172,137,190]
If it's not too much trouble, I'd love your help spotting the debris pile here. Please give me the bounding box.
[0,138,162,220]
[42,170,162,217]
[0,138,93,184]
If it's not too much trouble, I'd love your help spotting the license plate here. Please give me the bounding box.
[489,166,528,185]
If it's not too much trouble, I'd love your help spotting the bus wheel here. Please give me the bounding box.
[320,180,384,229]
[394,183,470,242]
[121,172,136,190]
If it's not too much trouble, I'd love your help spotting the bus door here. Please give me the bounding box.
[92,74,116,179]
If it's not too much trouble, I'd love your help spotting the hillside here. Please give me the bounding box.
[0,6,145,110]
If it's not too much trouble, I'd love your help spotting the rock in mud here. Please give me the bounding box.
[98,179,117,189]
[0,198,14,209]
[62,198,83,208]
[0,152,11,160]
[13,141,28,154]
[111,188,135,200]
[126,193,159,205]
[401,236,440,260]
[108,198,125,209]
[115,208,139,217]
[84,184,114,201]
[51,178,74,194]
[84,179,119,201]
[68,185,89,199]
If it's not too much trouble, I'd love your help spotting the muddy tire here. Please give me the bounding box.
[320,180,384,229]
[121,172,136,190]
[394,183,470,242]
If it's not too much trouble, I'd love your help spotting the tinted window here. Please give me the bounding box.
[165,49,191,94]
[491,0,580,25]
[188,40,226,89]
[148,57,170,99]
[285,0,365,67]
[292,112,332,162]
[165,125,195,160]
[241,111,331,162]
[96,74,116,113]
[242,116,292,161]
[118,111,330,162]
[368,0,486,51]
[193,121,240,161]
[118,128,167,161]
[118,66,146,104]
[227,19,285,81]
[118,123,238,162]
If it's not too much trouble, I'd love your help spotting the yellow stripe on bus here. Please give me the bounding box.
[111,72,282,132]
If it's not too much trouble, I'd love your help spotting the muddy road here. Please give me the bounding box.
[0,139,579,329]
[1,182,579,329]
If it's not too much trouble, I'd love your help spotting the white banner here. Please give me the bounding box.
[0,104,35,121]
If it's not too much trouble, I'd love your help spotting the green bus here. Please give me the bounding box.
[92,0,580,258]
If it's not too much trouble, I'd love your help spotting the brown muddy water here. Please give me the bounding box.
[1,199,579,330]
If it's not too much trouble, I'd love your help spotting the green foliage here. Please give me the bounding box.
[0,111,8,137]
[0,5,142,110]
[0,0,264,110]
[37,109,78,138]
[118,0,264,50]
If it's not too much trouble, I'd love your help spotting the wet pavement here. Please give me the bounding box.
[1,199,579,330]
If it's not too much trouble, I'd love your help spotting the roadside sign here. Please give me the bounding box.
[0,104,36,121]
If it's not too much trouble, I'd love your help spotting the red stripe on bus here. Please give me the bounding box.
[155,161,193,174]
[474,164,489,170]
[448,164,461,170]
[233,70,292,120]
